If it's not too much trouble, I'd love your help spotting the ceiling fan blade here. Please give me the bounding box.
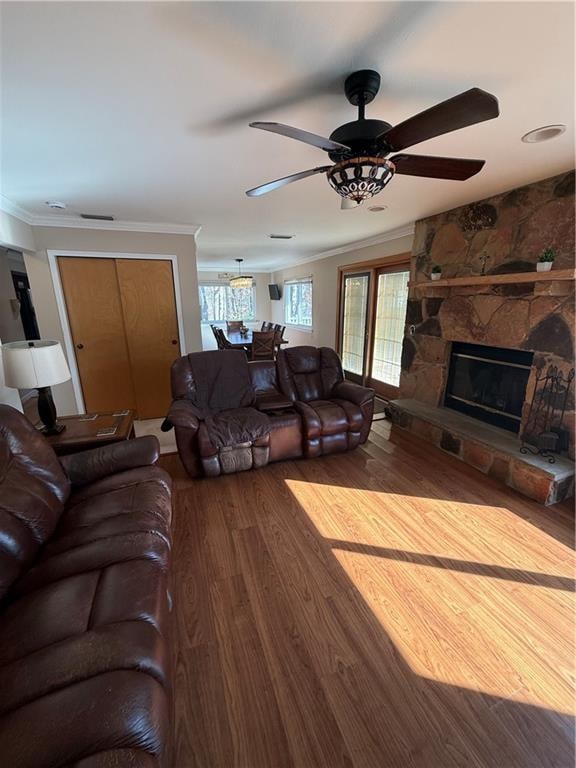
[250,122,350,152]
[246,166,332,197]
[340,197,363,210]
[381,88,499,151]
[392,154,485,180]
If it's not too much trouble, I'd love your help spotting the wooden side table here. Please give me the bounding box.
[43,410,135,455]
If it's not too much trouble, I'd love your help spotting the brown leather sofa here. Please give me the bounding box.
[0,405,173,768]
[166,345,374,478]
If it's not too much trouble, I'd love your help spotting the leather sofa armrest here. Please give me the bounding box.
[60,435,160,487]
[163,399,200,432]
[332,381,375,406]
[294,401,322,439]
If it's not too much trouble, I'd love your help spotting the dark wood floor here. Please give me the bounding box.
[161,421,575,768]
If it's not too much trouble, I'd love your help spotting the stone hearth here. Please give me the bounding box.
[389,399,574,506]
[393,170,575,504]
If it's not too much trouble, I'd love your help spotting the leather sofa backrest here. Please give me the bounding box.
[170,350,255,417]
[277,346,344,403]
[248,360,278,394]
[0,405,70,599]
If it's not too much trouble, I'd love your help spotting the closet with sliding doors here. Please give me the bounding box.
[57,256,181,419]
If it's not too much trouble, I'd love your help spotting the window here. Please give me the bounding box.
[198,283,256,322]
[284,278,313,328]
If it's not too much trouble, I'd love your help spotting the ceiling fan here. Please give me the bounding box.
[246,70,499,205]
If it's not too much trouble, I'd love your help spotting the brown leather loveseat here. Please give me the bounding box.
[165,345,374,478]
[0,405,173,768]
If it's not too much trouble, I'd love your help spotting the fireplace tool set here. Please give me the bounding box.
[520,366,574,463]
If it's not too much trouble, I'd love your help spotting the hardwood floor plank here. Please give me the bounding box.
[234,525,354,768]
[209,571,293,768]
[167,424,575,768]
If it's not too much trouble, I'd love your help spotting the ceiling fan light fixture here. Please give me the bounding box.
[327,157,395,203]
[229,258,253,289]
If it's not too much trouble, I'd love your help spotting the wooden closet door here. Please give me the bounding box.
[58,257,136,413]
[115,259,180,419]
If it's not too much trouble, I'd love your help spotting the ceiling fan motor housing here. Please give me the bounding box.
[329,119,393,161]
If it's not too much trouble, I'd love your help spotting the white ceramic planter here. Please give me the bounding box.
[536,262,553,272]
[431,272,442,281]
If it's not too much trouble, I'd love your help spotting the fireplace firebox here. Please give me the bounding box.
[444,342,534,433]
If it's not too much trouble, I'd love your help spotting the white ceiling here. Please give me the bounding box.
[1,1,574,271]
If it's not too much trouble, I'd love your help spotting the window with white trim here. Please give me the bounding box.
[198,282,256,322]
[284,278,313,328]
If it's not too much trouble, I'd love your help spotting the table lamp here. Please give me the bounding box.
[1,340,71,435]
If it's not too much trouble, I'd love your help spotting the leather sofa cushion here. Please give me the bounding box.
[12,467,171,599]
[277,347,344,403]
[0,406,70,601]
[0,463,172,767]
[307,400,349,436]
[248,360,278,394]
[0,670,168,768]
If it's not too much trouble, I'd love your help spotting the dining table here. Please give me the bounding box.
[225,329,289,351]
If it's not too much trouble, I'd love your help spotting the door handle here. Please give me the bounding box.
[171,339,178,345]
[76,343,84,349]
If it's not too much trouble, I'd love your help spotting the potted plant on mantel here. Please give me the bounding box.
[537,248,556,272]
[430,264,443,281]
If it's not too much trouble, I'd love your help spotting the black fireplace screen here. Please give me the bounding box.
[444,342,534,433]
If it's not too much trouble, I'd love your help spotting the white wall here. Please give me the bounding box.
[26,227,202,415]
[0,210,36,252]
[271,235,414,350]
[198,270,272,350]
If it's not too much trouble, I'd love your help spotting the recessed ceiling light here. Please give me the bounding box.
[269,234,293,239]
[368,205,388,212]
[521,125,566,143]
[45,201,66,209]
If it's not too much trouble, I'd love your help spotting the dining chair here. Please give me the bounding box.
[251,331,276,361]
[260,321,268,331]
[263,322,274,331]
[210,325,220,344]
[226,320,243,332]
[214,327,233,349]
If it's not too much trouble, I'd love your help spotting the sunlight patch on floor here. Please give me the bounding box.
[283,478,573,576]
[331,548,575,715]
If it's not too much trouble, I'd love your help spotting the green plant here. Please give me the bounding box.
[538,248,556,263]
[431,264,442,274]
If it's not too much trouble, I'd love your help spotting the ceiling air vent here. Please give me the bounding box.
[80,213,115,221]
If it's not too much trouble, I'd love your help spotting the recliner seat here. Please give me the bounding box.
[276,346,374,457]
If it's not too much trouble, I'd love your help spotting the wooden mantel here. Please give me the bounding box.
[409,268,575,290]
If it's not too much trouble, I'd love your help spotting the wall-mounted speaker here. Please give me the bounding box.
[268,284,281,300]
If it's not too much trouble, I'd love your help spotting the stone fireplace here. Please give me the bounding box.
[444,342,533,434]
[389,170,575,505]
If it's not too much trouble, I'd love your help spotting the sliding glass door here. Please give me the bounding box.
[340,272,370,383]
[368,268,410,396]
[338,258,410,398]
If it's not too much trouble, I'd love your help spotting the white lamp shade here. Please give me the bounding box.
[1,341,71,389]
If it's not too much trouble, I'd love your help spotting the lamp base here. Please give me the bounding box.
[40,422,66,437]
[37,386,66,436]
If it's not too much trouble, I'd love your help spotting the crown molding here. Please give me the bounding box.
[0,197,201,236]
[196,265,271,274]
[30,214,201,236]
[269,223,415,272]
[0,195,34,225]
